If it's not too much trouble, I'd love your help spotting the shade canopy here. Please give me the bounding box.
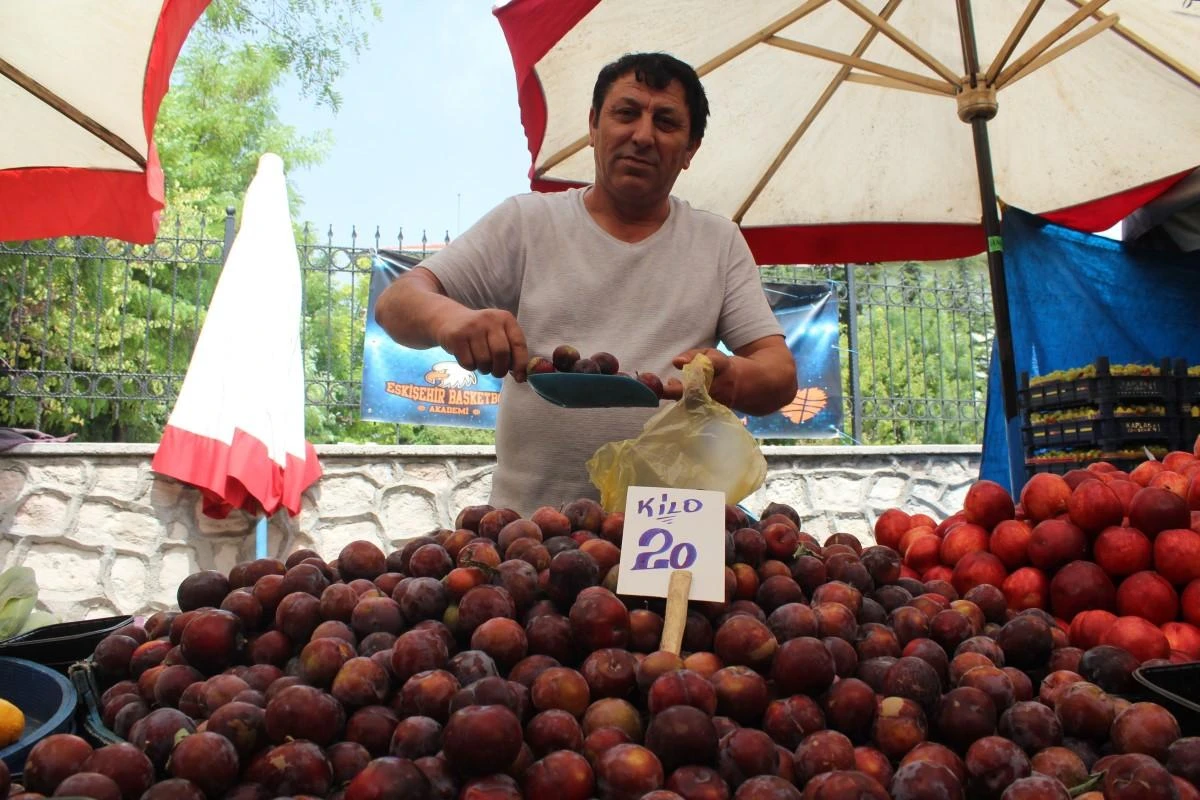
[495,0,1200,264]
[0,0,210,244]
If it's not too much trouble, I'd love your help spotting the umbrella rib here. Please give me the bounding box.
[993,0,1113,88]
[837,0,962,86]
[734,0,907,225]
[765,37,957,96]
[1062,0,1200,89]
[996,13,1119,90]
[535,0,834,177]
[984,0,1045,86]
[0,56,146,170]
[843,71,946,96]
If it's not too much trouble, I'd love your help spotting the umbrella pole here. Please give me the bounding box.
[957,0,1026,493]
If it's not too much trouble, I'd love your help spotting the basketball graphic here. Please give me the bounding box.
[781,387,828,424]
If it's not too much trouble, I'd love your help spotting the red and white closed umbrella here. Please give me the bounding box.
[0,0,211,244]
[152,153,321,519]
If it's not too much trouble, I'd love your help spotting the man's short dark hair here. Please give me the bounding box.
[591,52,710,143]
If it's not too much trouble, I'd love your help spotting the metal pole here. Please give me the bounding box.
[222,206,236,263]
[845,264,863,443]
[957,0,1026,492]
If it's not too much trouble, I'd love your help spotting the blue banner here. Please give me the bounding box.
[360,253,502,428]
[980,208,1200,494]
[731,282,843,440]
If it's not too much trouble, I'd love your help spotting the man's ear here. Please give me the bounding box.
[588,107,597,147]
[683,138,701,170]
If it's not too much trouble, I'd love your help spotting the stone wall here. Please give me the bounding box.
[0,443,980,622]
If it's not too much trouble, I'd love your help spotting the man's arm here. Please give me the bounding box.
[664,334,797,416]
[374,266,529,380]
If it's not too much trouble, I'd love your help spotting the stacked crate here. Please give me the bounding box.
[1185,364,1200,447]
[1019,357,1182,477]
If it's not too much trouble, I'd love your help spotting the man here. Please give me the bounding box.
[375,52,796,514]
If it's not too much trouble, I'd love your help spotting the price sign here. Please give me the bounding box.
[616,486,725,602]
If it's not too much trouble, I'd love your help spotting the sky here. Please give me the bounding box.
[277,1,533,248]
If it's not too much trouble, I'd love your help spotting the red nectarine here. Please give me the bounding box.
[1002,567,1050,612]
[1093,527,1152,578]
[1067,480,1124,535]
[1020,473,1072,522]
[963,480,1015,532]
[989,520,1033,570]
[1115,571,1179,626]
[1069,609,1118,650]
[1102,616,1171,663]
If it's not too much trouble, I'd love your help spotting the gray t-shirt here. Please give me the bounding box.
[425,187,782,515]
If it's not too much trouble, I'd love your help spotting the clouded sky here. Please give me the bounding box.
[277,1,533,248]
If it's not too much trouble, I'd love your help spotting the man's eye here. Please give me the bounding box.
[613,108,637,118]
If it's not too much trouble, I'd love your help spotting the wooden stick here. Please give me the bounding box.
[985,0,1046,86]
[765,37,957,95]
[996,13,1119,90]
[0,56,146,169]
[695,0,833,78]
[659,570,693,655]
[994,0,1113,88]
[1062,0,1200,89]
[843,70,950,97]
[837,0,962,86]
[537,0,834,176]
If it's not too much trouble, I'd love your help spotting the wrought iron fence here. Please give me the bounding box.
[0,212,993,445]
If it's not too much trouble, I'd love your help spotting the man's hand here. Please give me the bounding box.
[662,348,739,406]
[434,307,530,381]
[661,336,797,416]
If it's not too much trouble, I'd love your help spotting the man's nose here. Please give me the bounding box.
[630,112,654,145]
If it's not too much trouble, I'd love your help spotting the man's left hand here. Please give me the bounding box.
[660,336,797,416]
[662,348,740,407]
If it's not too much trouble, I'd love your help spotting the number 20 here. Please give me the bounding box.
[631,528,698,570]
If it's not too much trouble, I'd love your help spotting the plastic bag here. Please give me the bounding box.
[587,353,767,512]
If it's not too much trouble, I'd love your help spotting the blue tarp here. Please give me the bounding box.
[980,208,1200,495]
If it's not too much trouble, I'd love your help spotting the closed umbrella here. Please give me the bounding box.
[152,153,322,533]
[494,0,1200,485]
[0,0,210,244]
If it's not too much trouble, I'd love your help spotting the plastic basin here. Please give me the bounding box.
[0,655,79,773]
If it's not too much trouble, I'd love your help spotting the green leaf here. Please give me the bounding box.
[0,566,39,640]
[18,610,60,635]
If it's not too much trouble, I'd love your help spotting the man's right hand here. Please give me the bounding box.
[433,307,530,381]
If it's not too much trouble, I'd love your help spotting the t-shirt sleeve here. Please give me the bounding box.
[717,227,784,351]
[422,196,525,315]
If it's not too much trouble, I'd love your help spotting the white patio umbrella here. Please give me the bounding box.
[152,153,322,529]
[494,0,1200,484]
[0,0,211,243]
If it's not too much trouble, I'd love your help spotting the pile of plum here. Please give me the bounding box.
[4,492,1200,800]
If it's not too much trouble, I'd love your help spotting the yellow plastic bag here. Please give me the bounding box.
[587,353,767,512]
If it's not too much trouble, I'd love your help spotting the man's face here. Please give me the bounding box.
[589,73,701,208]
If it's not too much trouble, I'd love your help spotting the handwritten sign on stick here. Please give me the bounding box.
[616,486,725,602]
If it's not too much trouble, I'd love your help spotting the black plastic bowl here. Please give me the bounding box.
[1132,662,1200,736]
[0,615,133,674]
